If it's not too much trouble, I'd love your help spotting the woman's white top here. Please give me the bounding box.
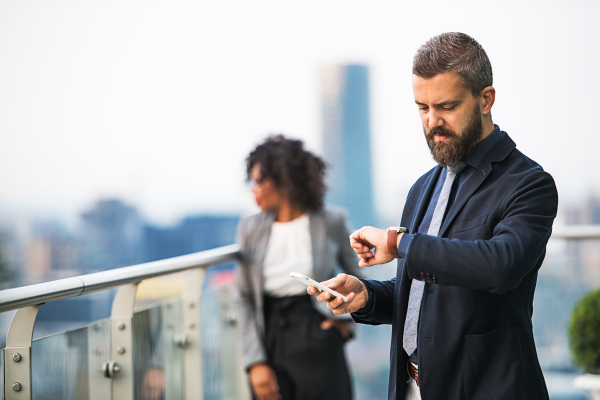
[263,214,313,296]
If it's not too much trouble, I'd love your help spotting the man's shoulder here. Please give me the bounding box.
[500,137,554,182]
[484,132,557,204]
[507,147,545,171]
[490,131,547,172]
[501,148,557,200]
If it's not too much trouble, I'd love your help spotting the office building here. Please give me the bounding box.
[143,215,239,262]
[321,64,376,229]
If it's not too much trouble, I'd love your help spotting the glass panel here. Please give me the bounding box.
[1,348,4,398]
[31,319,111,400]
[133,299,184,400]
[202,283,250,400]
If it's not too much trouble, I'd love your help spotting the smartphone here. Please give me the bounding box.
[290,272,349,302]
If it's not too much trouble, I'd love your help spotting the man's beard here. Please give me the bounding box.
[424,104,483,167]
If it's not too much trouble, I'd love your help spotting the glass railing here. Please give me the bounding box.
[1,348,4,397]
[202,284,247,400]
[31,319,111,399]
[21,283,248,400]
[0,245,250,400]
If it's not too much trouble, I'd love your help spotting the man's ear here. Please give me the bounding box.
[481,86,495,115]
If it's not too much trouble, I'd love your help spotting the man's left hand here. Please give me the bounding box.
[350,226,395,267]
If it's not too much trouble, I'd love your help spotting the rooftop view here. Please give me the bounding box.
[0,1,599,399]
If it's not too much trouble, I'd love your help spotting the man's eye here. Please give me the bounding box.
[418,106,428,112]
[443,106,455,111]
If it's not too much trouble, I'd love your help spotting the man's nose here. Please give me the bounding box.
[428,110,444,129]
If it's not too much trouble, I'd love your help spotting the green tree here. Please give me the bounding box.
[569,287,600,373]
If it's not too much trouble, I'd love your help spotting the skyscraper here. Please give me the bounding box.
[321,64,376,229]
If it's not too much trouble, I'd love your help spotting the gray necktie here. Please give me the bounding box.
[402,162,466,357]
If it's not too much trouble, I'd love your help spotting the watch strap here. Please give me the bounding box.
[387,227,407,259]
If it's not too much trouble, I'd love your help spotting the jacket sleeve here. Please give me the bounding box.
[404,169,558,294]
[235,218,268,370]
[352,277,397,325]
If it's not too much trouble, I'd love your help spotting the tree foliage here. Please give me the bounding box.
[569,287,600,373]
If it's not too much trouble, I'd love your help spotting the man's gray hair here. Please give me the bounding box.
[413,32,493,96]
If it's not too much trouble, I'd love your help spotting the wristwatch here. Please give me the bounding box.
[387,227,408,259]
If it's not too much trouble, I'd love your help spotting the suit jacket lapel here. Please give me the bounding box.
[438,165,489,238]
[410,166,442,233]
[439,133,517,237]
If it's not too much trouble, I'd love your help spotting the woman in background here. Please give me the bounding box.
[236,135,363,400]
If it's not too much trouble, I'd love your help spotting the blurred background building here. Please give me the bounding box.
[24,220,78,280]
[144,214,239,263]
[321,64,377,229]
[79,199,145,272]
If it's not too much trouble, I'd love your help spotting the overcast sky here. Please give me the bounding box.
[0,0,598,226]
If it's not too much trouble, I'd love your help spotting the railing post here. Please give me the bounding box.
[4,305,41,400]
[88,320,111,400]
[162,301,183,400]
[219,285,251,400]
[180,268,205,400]
[108,283,138,399]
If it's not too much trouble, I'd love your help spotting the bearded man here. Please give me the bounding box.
[308,32,558,400]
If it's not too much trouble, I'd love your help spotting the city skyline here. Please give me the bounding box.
[1,1,599,227]
[0,197,240,287]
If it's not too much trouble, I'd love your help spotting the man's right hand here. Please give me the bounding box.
[307,273,368,315]
[350,226,397,267]
[249,363,281,400]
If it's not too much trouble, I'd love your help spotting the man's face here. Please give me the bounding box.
[413,72,484,167]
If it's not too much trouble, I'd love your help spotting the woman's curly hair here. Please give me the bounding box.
[246,135,327,212]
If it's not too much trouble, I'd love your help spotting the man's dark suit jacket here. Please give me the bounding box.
[353,133,558,400]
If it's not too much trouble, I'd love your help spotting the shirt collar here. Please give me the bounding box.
[462,124,503,168]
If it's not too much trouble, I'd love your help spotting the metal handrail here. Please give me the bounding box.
[551,225,600,239]
[0,244,240,314]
